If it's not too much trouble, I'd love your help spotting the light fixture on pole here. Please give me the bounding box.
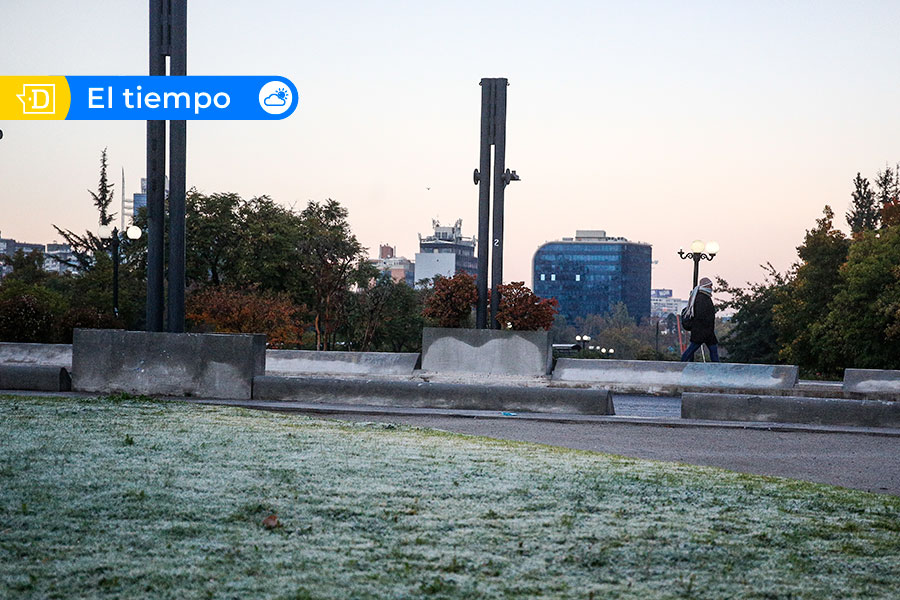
[575,334,591,352]
[677,240,719,288]
[99,225,143,316]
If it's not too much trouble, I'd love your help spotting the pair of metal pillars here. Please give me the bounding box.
[147,0,187,332]
[475,78,519,329]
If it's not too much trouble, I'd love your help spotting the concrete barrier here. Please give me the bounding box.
[844,369,900,396]
[682,392,900,428]
[266,350,420,377]
[552,359,799,392]
[72,329,266,399]
[253,375,614,415]
[0,342,72,368]
[0,365,72,392]
[421,327,552,377]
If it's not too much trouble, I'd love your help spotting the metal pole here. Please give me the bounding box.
[112,231,120,317]
[146,0,166,331]
[489,79,508,329]
[692,256,700,289]
[167,0,187,333]
[475,80,493,329]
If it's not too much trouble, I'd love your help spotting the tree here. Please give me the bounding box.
[1,249,48,286]
[52,148,116,271]
[343,275,425,352]
[184,191,242,286]
[846,173,879,233]
[771,206,849,372]
[295,199,368,350]
[875,165,899,215]
[816,225,900,371]
[186,285,305,347]
[494,282,558,330]
[716,267,786,365]
[422,272,477,328]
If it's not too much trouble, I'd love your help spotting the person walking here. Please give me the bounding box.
[681,276,719,362]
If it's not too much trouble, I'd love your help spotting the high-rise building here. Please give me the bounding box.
[369,244,415,287]
[122,176,166,225]
[413,219,477,286]
[650,289,688,318]
[532,230,652,323]
[0,236,76,278]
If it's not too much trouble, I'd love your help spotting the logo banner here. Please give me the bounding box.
[0,76,298,120]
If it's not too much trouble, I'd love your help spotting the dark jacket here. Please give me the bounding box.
[690,292,717,345]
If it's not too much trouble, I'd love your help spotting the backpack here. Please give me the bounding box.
[680,306,693,331]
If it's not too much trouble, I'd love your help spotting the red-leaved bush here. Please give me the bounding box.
[187,285,305,347]
[422,272,477,328]
[494,281,558,331]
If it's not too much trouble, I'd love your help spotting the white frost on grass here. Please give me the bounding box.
[1,394,899,599]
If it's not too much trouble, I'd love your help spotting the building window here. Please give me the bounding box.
[551,274,556,281]
[540,274,545,281]
[575,274,581,282]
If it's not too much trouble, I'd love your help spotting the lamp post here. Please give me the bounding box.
[99,225,143,316]
[678,239,719,288]
[575,334,591,353]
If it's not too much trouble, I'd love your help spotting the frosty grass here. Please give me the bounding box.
[1,394,898,599]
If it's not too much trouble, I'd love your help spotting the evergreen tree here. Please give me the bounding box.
[717,268,785,365]
[846,173,879,233]
[772,206,849,374]
[51,148,116,270]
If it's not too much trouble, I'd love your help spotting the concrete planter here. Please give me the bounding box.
[72,329,266,399]
[421,327,552,377]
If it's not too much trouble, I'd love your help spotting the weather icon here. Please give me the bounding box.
[259,81,295,115]
[263,87,289,107]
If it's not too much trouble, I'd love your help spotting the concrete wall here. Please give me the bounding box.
[266,350,419,377]
[253,375,614,415]
[682,392,900,428]
[844,369,900,395]
[0,342,72,368]
[552,359,798,391]
[72,329,266,399]
[421,327,552,376]
[0,365,71,391]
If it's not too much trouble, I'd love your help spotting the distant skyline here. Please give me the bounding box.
[2,1,899,299]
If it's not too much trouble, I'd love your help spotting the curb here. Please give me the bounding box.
[181,398,900,438]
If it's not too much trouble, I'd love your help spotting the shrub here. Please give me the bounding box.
[186,285,305,347]
[0,294,57,342]
[494,282,558,331]
[57,307,125,343]
[422,272,477,328]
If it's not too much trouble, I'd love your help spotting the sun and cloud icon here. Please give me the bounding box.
[258,81,295,115]
[263,87,289,107]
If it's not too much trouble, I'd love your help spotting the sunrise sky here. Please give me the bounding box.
[2,0,899,299]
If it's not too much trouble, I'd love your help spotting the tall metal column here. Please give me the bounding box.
[489,82,507,328]
[475,81,494,329]
[474,78,519,329]
[146,0,187,332]
[146,0,167,331]
[167,0,187,333]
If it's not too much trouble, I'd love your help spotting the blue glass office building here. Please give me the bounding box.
[532,230,652,323]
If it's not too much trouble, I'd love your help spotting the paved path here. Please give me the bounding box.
[315,411,900,496]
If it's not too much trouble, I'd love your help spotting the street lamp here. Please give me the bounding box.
[575,334,591,352]
[678,239,719,288]
[99,224,143,316]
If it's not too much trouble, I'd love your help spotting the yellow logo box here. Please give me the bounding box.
[0,76,71,120]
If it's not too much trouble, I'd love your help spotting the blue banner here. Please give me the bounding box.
[62,75,298,120]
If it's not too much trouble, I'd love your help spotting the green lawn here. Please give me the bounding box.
[1,395,898,599]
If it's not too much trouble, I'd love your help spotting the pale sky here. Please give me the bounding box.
[2,0,899,299]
